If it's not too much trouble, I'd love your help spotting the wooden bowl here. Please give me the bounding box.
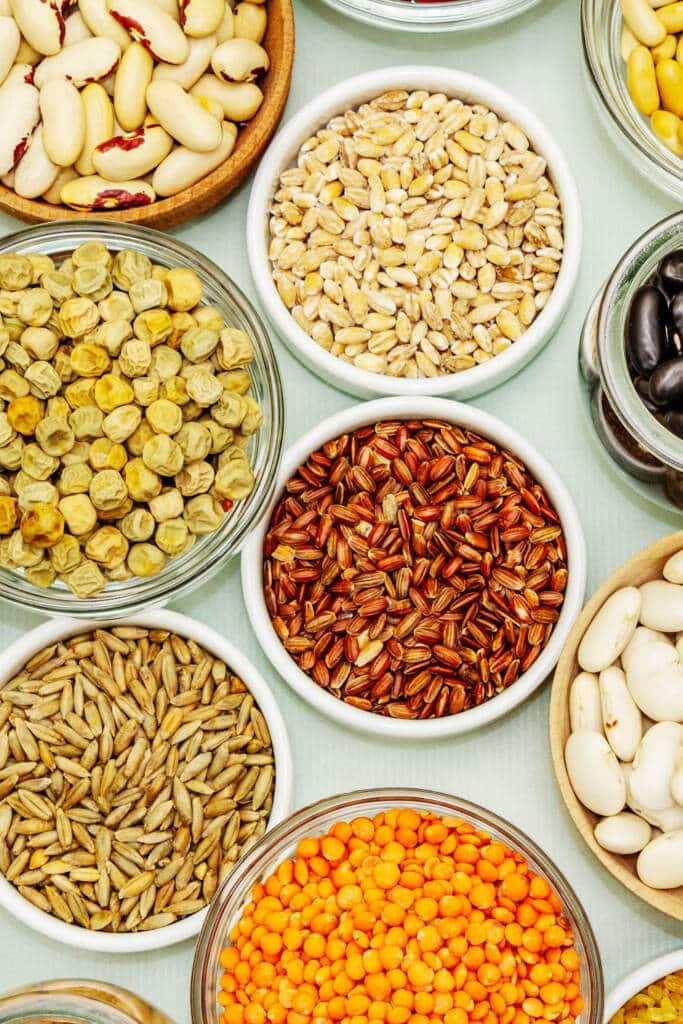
[0,1,294,230]
[549,529,683,923]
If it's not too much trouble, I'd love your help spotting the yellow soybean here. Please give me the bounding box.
[656,58,683,115]
[677,35,683,63]
[651,109,683,155]
[628,45,661,115]
[621,0,667,46]
[658,1,683,33]
[621,24,639,60]
[651,34,677,61]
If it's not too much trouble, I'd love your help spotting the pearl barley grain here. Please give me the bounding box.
[269,90,564,380]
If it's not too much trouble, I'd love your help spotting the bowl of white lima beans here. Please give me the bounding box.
[0,0,294,228]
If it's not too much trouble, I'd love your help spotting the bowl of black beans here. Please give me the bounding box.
[579,211,683,513]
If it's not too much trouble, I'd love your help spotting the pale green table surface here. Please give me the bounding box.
[0,0,680,1017]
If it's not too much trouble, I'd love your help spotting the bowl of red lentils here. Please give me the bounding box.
[190,789,604,1024]
[240,397,586,739]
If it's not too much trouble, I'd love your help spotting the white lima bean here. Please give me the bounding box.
[216,3,234,42]
[152,120,236,195]
[564,731,626,816]
[61,173,155,210]
[628,721,683,810]
[10,0,64,56]
[76,81,114,175]
[620,625,669,675]
[42,165,78,203]
[114,40,154,131]
[637,829,683,889]
[34,37,121,88]
[78,0,131,50]
[599,665,642,762]
[577,586,641,673]
[663,548,683,584]
[63,10,94,47]
[639,579,683,632]
[569,671,602,733]
[670,748,683,806]
[180,0,224,37]
[625,638,683,721]
[93,123,173,180]
[0,16,20,86]
[0,63,39,176]
[14,124,58,198]
[108,0,189,64]
[211,37,268,82]
[623,761,683,832]
[233,3,266,43]
[40,79,86,167]
[594,812,652,855]
[146,79,221,151]
[153,33,215,89]
[190,73,262,120]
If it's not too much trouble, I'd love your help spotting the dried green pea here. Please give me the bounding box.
[35,416,75,457]
[129,279,167,314]
[58,462,93,495]
[212,391,247,428]
[27,255,55,283]
[93,320,134,357]
[155,517,188,556]
[25,360,62,399]
[17,288,53,327]
[18,481,59,511]
[119,339,151,378]
[0,412,14,447]
[120,507,155,542]
[0,255,33,291]
[69,405,104,440]
[149,346,182,381]
[99,291,135,323]
[176,421,211,462]
[7,530,43,567]
[73,241,112,269]
[21,327,59,361]
[134,308,173,347]
[4,342,30,373]
[60,297,100,338]
[63,559,106,597]
[175,459,214,496]
[142,434,184,476]
[183,493,224,534]
[25,558,57,588]
[102,404,142,443]
[217,327,254,369]
[127,543,165,577]
[0,370,29,401]
[41,271,74,304]
[218,369,252,395]
[181,326,219,363]
[132,377,159,407]
[186,368,222,407]
[73,265,113,302]
[49,534,82,574]
[149,488,183,522]
[123,458,162,503]
[21,444,59,481]
[112,249,153,291]
[89,469,127,512]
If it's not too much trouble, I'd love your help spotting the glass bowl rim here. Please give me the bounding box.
[316,0,543,31]
[0,219,285,618]
[190,787,605,1024]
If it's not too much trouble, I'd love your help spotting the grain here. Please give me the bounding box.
[263,418,567,719]
[0,628,276,932]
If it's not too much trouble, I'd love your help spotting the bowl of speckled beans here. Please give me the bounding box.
[248,66,581,401]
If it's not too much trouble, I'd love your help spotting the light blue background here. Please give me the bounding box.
[0,0,680,1018]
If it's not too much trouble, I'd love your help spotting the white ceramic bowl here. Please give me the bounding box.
[247,65,582,401]
[604,950,683,1022]
[241,396,587,739]
[0,609,293,954]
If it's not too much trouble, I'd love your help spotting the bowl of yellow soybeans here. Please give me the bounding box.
[582,0,683,199]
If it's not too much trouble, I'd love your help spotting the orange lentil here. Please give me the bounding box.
[218,812,583,1024]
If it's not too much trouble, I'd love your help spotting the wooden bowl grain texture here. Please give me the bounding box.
[549,528,683,923]
[0,0,294,230]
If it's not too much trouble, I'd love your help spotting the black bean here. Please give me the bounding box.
[665,409,683,439]
[671,291,683,340]
[626,286,670,374]
[633,376,659,412]
[650,356,683,407]
[659,250,683,295]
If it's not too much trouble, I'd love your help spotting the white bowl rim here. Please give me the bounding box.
[241,395,587,739]
[604,949,683,1022]
[0,609,294,954]
[247,64,582,400]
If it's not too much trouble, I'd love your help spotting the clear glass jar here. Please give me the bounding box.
[582,0,682,199]
[579,211,683,513]
[191,789,605,1024]
[0,221,284,619]
[318,0,542,32]
[0,980,174,1024]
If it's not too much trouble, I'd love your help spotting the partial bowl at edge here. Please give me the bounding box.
[0,608,294,953]
[247,64,582,401]
[604,949,683,1022]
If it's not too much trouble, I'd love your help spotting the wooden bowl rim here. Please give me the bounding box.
[549,528,683,923]
[0,0,294,230]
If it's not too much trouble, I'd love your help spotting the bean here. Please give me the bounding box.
[658,1,683,32]
[0,64,40,177]
[626,285,671,374]
[78,0,131,51]
[656,57,683,115]
[190,73,263,120]
[152,120,236,195]
[76,82,114,176]
[649,355,683,406]
[211,37,268,83]
[108,0,189,65]
[180,0,224,37]
[34,37,121,88]
[0,16,20,87]
[14,125,59,199]
[153,33,215,89]
[11,0,65,57]
[660,250,683,293]
[233,3,266,42]
[114,41,154,131]
[42,165,78,204]
[622,0,667,46]
[146,79,222,151]
[63,10,93,47]
[627,44,660,114]
[93,124,173,180]
[60,173,155,211]
[40,80,86,168]
[664,409,683,437]
[650,109,683,155]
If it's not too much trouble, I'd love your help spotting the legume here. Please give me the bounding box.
[263,419,567,720]
[610,971,683,1024]
[625,247,683,439]
[0,626,276,933]
[268,90,564,380]
[218,808,584,1024]
[0,242,261,597]
[621,0,683,157]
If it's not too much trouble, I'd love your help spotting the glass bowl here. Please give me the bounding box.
[191,788,605,1024]
[582,0,682,199]
[0,220,284,619]
[319,0,543,32]
[0,980,175,1024]
[578,210,683,513]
